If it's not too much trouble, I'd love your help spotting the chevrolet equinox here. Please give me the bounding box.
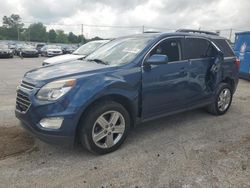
[16,30,239,154]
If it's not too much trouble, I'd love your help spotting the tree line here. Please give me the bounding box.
[0,14,102,44]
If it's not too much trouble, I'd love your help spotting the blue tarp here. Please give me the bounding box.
[234,32,250,80]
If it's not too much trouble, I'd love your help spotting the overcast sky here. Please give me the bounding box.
[0,0,249,38]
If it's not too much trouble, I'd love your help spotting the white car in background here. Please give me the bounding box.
[42,40,110,66]
[41,45,63,57]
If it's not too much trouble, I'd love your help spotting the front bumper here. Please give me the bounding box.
[22,52,39,57]
[15,109,77,147]
[15,84,81,147]
[47,52,62,57]
[0,52,12,57]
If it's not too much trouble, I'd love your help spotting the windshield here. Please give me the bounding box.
[85,37,152,65]
[73,42,105,55]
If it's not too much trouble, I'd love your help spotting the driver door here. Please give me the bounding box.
[141,37,190,119]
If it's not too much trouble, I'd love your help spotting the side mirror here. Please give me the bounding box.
[146,54,168,65]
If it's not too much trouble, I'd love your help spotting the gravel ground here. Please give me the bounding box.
[0,57,249,188]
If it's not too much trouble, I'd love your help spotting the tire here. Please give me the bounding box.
[206,83,233,115]
[79,100,131,154]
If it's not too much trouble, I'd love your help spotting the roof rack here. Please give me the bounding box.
[176,29,219,36]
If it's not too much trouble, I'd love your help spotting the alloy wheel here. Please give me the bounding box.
[92,110,126,149]
[217,88,231,112]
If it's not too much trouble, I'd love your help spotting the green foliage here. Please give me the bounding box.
[28,22,47,42]
[48,29,57,43]
[1,14,24,40]
[0,14,98,44]
[68,32,78,43]
[2,14,24,29]
[77,35,86,44]
[56,30,68,43]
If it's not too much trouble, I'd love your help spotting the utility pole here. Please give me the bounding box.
[28,27,30,42]
[142,25,145,33]
[17,26,20,41]
[81,24,84,43]
[229,28,233,42]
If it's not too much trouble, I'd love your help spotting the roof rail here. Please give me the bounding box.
[176,29,219,36]
[143,31,161,33]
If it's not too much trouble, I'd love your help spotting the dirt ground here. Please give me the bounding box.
[0,126,34,160]
[0,57,249,188]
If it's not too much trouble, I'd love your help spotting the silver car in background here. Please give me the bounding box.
[41,45,63,57]
[42,40,110,66]
[0,44,14,58]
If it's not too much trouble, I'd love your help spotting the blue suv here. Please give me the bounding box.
[16,30,239,154]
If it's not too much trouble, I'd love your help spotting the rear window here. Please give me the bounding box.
[212,39,235,57]
[183,38,215,59]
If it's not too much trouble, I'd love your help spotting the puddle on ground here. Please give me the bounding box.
[0,126,35,159]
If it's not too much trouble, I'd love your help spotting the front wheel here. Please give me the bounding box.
[206,83,233,115]
[79,101,130,154]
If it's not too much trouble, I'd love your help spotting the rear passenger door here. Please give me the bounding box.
[183,37,217,107]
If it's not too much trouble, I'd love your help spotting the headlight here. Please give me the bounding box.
[36,79,76,101]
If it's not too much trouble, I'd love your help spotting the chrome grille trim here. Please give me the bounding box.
[16,91,31,113]
[20,80,35,91]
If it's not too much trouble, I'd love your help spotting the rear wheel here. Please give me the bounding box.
[79,101,130,154]
[206,83,232,115]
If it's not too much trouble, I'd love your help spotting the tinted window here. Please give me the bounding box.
[149,39,181,62]
[183,38,214,59]
[212,39,234,57]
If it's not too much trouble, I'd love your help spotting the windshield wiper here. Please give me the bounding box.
[87,58,109,65]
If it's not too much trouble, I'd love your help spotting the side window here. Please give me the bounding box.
[212,39,235,57]
[206,44,217,58]
[149,39,181,62]
[183,38,215,59]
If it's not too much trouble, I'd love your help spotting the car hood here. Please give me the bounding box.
[25,60,110,81]
[22,48,36,51]
[44,54,85,64]
[0,49,9,52]
[47,49,62,52]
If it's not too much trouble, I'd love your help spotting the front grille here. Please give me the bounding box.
[16,92,31,113]
[20,80,35,91]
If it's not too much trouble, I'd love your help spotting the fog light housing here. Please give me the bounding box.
[39,117,64,129]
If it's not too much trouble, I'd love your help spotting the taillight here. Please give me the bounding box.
[235,58,240,70]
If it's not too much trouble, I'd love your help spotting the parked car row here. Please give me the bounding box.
[0,40,108,59]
